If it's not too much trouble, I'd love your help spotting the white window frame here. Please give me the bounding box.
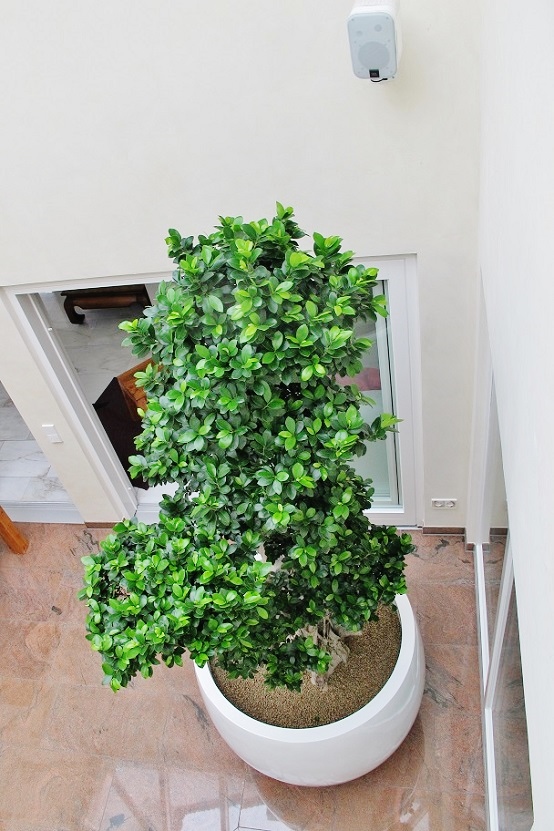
[358,255,423,527]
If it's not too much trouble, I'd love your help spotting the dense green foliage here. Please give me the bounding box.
[80,204,413,692]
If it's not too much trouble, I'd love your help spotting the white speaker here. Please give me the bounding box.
[347,0,402,81]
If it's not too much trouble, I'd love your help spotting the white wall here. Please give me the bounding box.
[0,0,480,524]
[480,1,554,827]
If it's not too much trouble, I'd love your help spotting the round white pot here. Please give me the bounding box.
[194,594,425,786]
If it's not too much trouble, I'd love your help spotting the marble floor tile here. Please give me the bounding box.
[21,470,71,502]
[0,403,33,440]
[97,762,180,831]
[0,439,51,477]
[0,522,97,575]
[0,382,11,405]
[0,439,44,464]
[0,476,29,503]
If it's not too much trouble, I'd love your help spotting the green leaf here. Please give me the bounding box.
[296,323,309,342]
[292,462,304,479]
[242,324,258,341]
[289,251,310,268]
[272,332,284,350]
[207,295,224,313]
[195,344,211,358]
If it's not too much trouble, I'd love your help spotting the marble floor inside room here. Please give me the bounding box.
[0,526,486,831]
[0,380,70,507]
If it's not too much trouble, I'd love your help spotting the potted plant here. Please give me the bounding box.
[80,204,424,786]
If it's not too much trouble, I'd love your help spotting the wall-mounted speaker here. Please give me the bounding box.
[347,0,402,81]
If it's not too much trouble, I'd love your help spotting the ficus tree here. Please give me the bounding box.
[80,203,414,692]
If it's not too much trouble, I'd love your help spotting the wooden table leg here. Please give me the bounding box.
[0,506,29,555]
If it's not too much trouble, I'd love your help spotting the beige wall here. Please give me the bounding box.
[0,0,480,525]
[480,0,554,826]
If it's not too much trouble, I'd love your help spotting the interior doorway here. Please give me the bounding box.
[36,290,150,491]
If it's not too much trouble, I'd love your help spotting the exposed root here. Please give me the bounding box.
[301,617,351,690]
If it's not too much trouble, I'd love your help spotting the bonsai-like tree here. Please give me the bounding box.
[80,204,413,692]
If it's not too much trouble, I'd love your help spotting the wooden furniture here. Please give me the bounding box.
[116,359,152,421]
[0,506,29,555]
[60,284,150,324]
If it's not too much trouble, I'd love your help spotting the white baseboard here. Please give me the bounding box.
[1,502,83,524]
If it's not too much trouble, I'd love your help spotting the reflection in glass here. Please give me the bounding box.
[492,586,534,831]
[484,538,505,649]
[338,283,400,506]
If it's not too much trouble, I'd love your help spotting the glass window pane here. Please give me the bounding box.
[338,282,400,506]
[484,537,505,648]
[492,585,534,831]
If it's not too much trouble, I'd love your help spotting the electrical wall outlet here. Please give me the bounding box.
[431,498,457,509]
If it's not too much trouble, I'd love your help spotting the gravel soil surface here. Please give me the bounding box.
[211,604,401,728]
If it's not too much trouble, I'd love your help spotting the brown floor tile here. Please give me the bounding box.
[0,745,113,831]
[0,567,64,621]
[421,705,485,796]
[97,763,245,831]
[0,677,57,748]
[48,623,106,685]
[43,683,170,763]
[241,772,337,831]
[423,642,482,714]
[162,681,249,777]
[408,583,478,646]
[244,772,486,831]
[0,523,488,830]
[0,523,99,577]
[405,534,474,586]
[0,618,62,680]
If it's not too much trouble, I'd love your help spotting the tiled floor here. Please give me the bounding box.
[0,525,485,830]
[0,381,70,506]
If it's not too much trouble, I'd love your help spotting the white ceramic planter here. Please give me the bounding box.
[194,594,425,786]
